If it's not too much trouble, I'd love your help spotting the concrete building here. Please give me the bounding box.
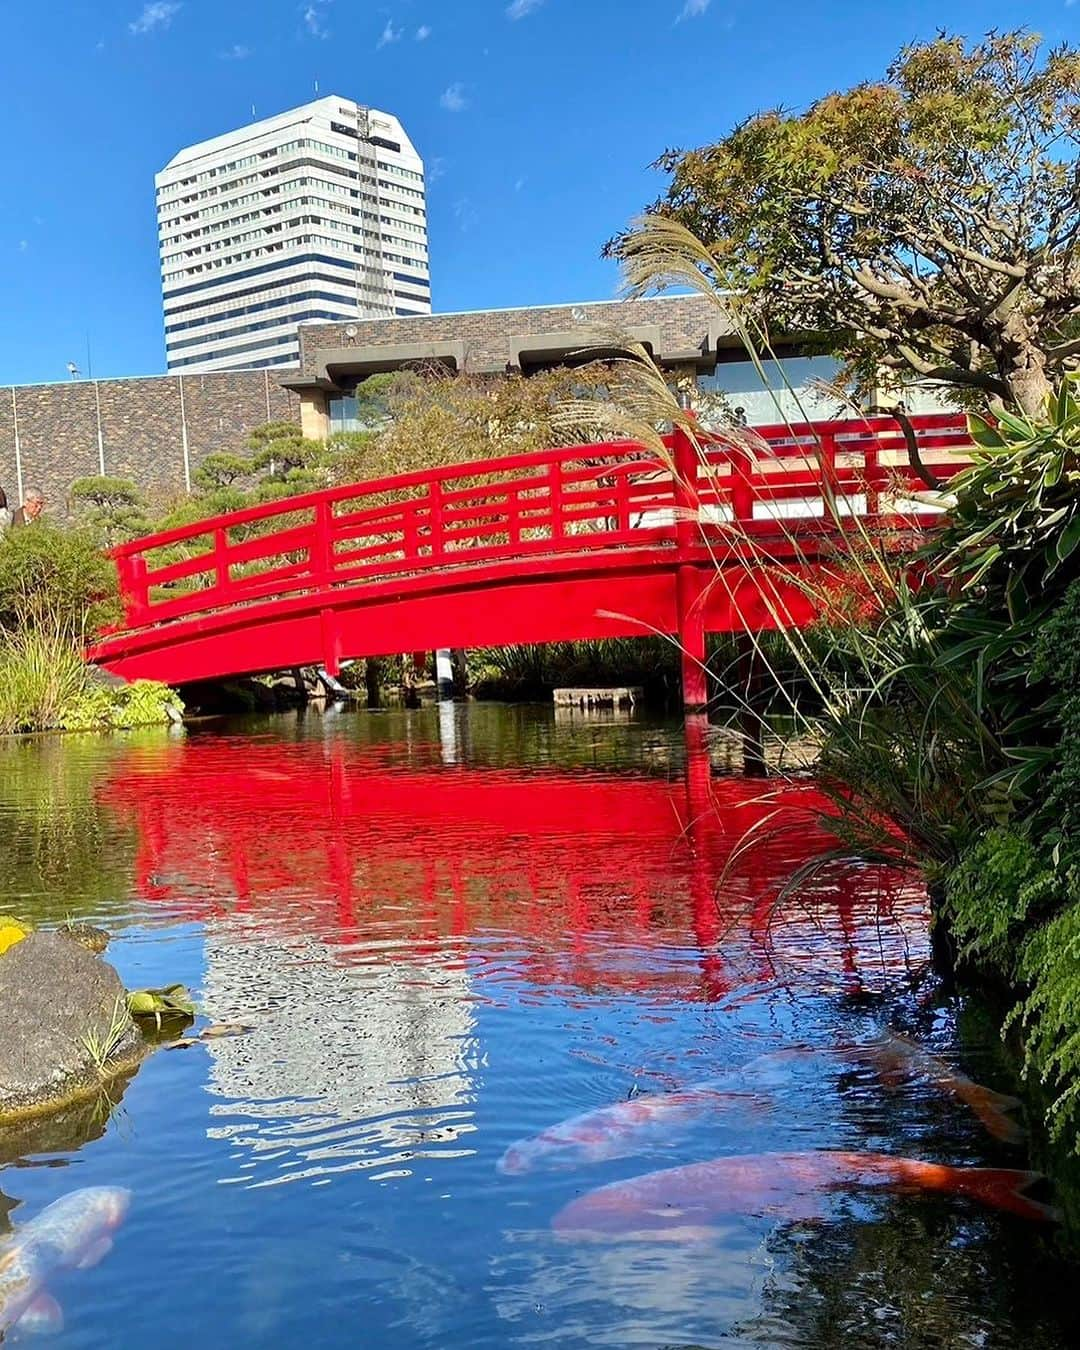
[156,96,429,374]
[0,295,850,511]
[283,294,842,440]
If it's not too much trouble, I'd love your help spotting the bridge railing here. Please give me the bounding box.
[107,412,972,632]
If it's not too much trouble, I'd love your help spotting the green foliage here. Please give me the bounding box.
[191,452,254,493]
[0,523,117,634]
[942,388,1080,601]
[1008,898,1080,1149]
[127,983,196,1031]
[0,625,97,734]
[334,363,627,483]
[58,679,182,733]
[69,476,149,547]
[1031,580,1080,869]
[472,638,680,698]
[0,620,179,736]
[614,31,1080,413]
[945,828,1058,976]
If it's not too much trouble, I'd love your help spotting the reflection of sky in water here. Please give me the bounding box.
[204,925,479,1187]
[0,708,1074,1348]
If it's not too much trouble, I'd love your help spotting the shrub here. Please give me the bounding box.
[0,523,118,635]
[0,626,94,734]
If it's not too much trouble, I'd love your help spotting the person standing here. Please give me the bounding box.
[0,488,11,533]
[10,489,44,527]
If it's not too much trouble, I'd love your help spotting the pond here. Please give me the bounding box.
[0,703,1075,1347]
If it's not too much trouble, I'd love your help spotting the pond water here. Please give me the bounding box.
[0,704,1076,1347]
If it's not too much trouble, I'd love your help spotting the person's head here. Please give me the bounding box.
[23,489,43,520]
[0,487,7,511]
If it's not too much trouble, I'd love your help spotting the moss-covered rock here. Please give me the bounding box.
[0,931,144,1122]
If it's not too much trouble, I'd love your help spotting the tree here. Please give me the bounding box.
[191,452,255,494]
[69,476,149,546]
[611,32,1080,415]
[334,362,631,484]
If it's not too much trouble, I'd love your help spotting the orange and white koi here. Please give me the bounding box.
[852,1032,1024,1144]
[552,1151,1059,1239]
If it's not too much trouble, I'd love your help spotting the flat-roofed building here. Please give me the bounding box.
[156,97,430,374]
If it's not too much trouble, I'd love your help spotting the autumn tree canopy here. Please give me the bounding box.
[612,32,1080,414]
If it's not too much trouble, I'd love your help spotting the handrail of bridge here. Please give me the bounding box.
[103,412,972,634]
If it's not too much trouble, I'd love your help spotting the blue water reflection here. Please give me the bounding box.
[0,705,1072,1347]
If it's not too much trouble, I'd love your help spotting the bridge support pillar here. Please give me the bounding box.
[677,564,708,711]
[434,648,454,700]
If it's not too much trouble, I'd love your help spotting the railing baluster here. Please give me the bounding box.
[403,494,420,562]
[312,499,333,587]
[729,440,753,526]
[550,459,565,543]
[508,485,521,546]
[428,479,444,558]
[213,527,231,594]
[672,426,700,553]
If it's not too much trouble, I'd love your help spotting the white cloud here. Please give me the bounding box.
[128,2,181,35]
[17,240,28,253]
[440,82,467,112]
[219,43,251,60]
[454,198,478,232]
[415,24,431,39]
[302,1,331,38]
[678,0,710,17]
[506,0,543,17]
[376,19,401,48]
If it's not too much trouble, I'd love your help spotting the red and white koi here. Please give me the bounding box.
[498,1085,752,1175]
[552,1151,1059,1239]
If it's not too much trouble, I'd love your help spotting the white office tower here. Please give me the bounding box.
[156,97,430,372]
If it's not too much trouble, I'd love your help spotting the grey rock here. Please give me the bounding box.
[0,932,142,1118]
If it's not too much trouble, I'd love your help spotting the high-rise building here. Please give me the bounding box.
[155,97,430,373]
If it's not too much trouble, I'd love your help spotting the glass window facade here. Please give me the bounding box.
[698,356,842,426]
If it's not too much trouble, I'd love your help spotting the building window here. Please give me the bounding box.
[697,355,842,427]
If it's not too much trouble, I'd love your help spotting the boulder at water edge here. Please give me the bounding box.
[0,931,143,1121]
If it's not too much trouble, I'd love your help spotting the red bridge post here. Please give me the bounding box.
[672,425,708,711]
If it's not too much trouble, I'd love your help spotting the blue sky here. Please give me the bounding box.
[1,0,1076,385]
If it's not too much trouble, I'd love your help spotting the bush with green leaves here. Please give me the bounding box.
[0,523,118,635]
[69,476,150,546]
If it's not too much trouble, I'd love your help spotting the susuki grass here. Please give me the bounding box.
[589,209,1080,1154]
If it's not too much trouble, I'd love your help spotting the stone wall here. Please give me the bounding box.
[295,294,725,378]
[0,371,300,514]
[0,297,718,515]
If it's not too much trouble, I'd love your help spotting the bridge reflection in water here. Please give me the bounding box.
[98,716,926,1187]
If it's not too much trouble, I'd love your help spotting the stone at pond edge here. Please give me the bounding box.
[0,932,143,1122]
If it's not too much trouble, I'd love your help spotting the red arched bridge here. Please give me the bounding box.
[89,413,971,704]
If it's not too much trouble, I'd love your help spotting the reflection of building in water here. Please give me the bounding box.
[202,923,478,1187]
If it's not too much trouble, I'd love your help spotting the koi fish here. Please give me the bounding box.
[498,1086,754,1175]
[0,1187,130,1334]
[552,1151,1059,1239]
[852,1032,1024,1144]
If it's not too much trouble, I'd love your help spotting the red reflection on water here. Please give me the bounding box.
[99,729,926,1002]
